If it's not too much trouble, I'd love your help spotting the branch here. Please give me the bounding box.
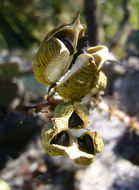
[98,101,139,131]
[14,97,62,117]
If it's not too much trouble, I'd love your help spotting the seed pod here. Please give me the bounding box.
[55,45,117,101]
[41,122,104,165]
[55,53,96,101]
[88,45,117,70]
[41,122,71,156]
[53,102,89,129]
[33,13,86,85]
[70,130,104,165]
[77,131,104,155]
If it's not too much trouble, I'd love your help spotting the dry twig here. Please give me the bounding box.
[98,101,139,131]
[14,96,62,117]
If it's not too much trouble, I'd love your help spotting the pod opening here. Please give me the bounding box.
[68,111,83,128]
[50,131,70,147]
[78,134,94,154]
[54,30,74,43]
[68,35,89,70]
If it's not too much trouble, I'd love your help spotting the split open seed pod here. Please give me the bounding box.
[33,13,86,85]
[68,130,104,165]
[55,45,118,101]
[53,102,89,129]
[55,52,97,101]
[88,45,117,70]
[41,123,104,165]
[41,122,71,156]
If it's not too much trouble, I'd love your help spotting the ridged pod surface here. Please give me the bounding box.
[55,45,114,101]
[56,53,98,101]
[41,102,104,165]
[53,102,89,129]
[34,14,118,165]
[33,13,86,85]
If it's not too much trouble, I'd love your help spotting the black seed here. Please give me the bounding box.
[68,51,81,70]
[68,35,90,70]
[78,134,94,154]
[48,82,56,94]
[77,35,89,52]
[50,131,70,146]
[69,111,83,128]
[59,38,74,55]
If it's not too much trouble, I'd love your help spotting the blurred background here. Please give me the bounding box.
[0,0,139,190]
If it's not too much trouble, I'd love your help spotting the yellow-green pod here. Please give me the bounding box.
[70,130,104,165]
[55,45,117,101]
[41,122,70,156]
[55,53,98,101]
[56,129,104,165]
[91,71,107,95]
[77,131,104,155]
[53,102,89,129]
[41,122,104,165]
[88,45,116,70]
[41,102,104,165]
[33,13,86,85]
[33,37,70,84]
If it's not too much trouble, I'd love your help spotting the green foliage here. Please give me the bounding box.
[99,0,124,41]
[0,0,45,48]
[129,0,139,29]
[0,0,138,49]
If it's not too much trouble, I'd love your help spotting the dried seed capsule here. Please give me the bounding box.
[41,122,71,156]
[55,45,117,101]
[33,13,86,85]
[41,123,104,165]
[77,131,104,155]
[53,102,89,129]
[67,129,104,165]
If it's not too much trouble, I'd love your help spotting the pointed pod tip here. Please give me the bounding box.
[73,12,81,25]
[76,11,80,18]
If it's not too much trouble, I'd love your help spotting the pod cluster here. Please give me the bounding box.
[41,102,104,165]
[34,14,117,165]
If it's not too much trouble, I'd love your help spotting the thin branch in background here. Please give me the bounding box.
[14,97,63,120]
[97,101,139,132]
